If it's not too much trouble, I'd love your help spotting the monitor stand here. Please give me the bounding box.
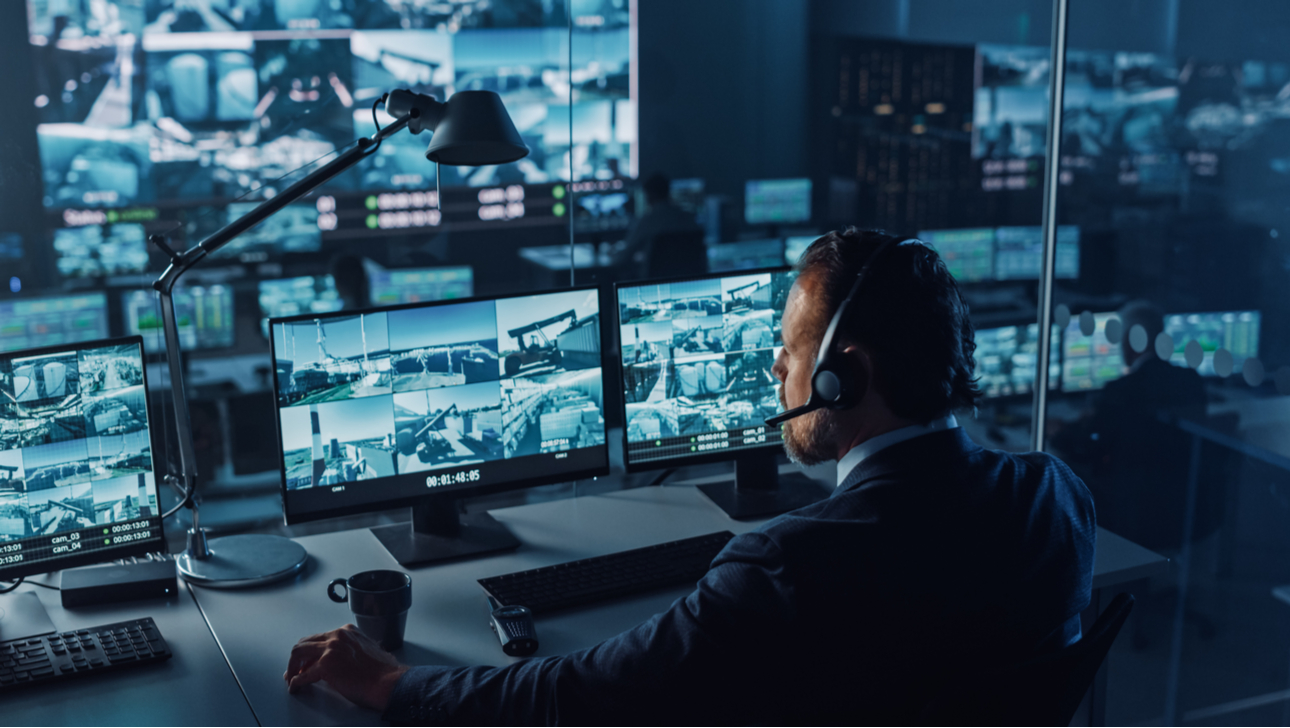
[371,493,521,567]
[697,449,830,520]
[0,592,57,642]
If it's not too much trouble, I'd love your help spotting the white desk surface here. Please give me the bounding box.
[0,577,256,727]
[188,485,1163,726]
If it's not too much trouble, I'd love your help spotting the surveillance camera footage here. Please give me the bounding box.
[272,289,605,494]
[28,0,636,212]
[619,271,793,465]
[0,340,159,545]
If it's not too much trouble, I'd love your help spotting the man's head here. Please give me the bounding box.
[1117,299,1165,367]
[771,229,980,465]
[642,173,670,206]
[330,254,370,311]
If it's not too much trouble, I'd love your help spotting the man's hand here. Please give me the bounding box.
[284,624,410,711]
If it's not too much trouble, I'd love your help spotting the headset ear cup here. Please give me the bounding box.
[814,369,843,403]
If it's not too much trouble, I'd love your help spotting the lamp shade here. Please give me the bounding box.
[425,90,529,166]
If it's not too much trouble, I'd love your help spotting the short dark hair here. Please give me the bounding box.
[642,173,670,204]
[795,228,980,421]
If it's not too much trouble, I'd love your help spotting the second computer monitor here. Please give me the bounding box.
[618,269,791,467]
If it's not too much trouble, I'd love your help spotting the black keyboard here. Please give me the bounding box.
[479,531,736,614]
[0,617,171,690]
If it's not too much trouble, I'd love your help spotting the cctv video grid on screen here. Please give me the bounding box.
[618,269,793,467]
[270,288,608,522]
[0,338,165,578]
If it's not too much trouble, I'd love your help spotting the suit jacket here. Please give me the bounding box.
[385,429,1096,725]
[1079,356,1210,551]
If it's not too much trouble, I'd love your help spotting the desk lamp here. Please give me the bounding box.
[151,90,528,587]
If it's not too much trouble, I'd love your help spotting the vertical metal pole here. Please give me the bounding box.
[1029,0,1071,453]
[568,0,576,288]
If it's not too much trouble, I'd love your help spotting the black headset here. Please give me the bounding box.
[765,235,921,427]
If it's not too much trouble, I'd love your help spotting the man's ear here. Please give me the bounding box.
[839,344,871,405]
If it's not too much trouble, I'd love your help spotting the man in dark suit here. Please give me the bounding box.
[1053,300,1208,554]
[283,229,1096,724]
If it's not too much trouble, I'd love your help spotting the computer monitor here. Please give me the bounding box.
[0,293,109,354]
[53,224,151,278]
[121,286,235,354]
[257,275,344,338]
[0,336,165,636]
[368,266,474,306]
[616,268,827,519]
[707,240,787,273]
[269,287,609,566]
[1163,310,1261,377]
[918,228,995,283]
[745,179,812,226]
[670,178,705,213]
[974,323,1061,399]
[993,226,1080,281]
[784,236,819,266]
[1061,312,1127,392]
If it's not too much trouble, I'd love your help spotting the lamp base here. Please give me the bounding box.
[176,533,308,588]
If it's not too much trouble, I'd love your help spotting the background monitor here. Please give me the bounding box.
[707,239,786,273]
[53,224,151,278]
[0,336,166,584]
[0,293,109,354]
[994,226,1080,280]
[784,235,819,266]
[369,266,474,306]
[1061,312,1127,392]
[918,228,995,283]
[257,276,344,337]
[1164,310,1261,376]
[669,178,705,213]
[745,179,812,225]
[974,323,1061,399]
[269,287,608,565]
[121,286,235,353]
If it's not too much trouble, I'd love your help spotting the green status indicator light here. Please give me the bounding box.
[365,196,378,210]
[553,202,566,217]
[105,210,118,223]
[552,185,566,200]
[366,214,379,229]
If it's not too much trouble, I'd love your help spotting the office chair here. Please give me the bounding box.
[920,593,1135,726]
[647,229,707,278]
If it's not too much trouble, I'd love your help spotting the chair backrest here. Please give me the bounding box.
[919,593,1135,726]
[647,229,707,278]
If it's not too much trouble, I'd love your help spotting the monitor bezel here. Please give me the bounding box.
[614,265,793,474]
[0,335,167,581]
[268,285,613,526]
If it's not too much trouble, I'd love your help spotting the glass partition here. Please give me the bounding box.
[1049,0,1290,722]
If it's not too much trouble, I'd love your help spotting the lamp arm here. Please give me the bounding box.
[147,110,415,522]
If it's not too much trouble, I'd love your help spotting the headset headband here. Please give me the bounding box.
[765,235,919,427]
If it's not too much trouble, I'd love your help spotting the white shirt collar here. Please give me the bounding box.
[835,415,959,487]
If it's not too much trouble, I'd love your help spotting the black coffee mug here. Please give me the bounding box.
[328,570,412,650]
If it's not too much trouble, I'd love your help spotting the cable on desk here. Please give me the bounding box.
[650,468,677,486]
[0,578,23,594]
[23,579,59,591]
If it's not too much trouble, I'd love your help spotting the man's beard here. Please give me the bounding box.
[779,389,841,466]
